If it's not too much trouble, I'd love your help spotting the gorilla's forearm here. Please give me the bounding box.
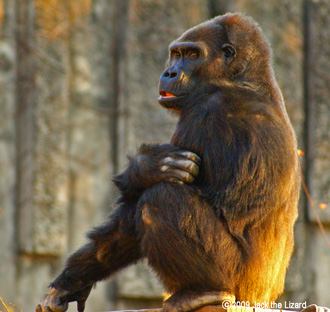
[113,143,200,200]
[54,203,141,291]
[36,203,141,312]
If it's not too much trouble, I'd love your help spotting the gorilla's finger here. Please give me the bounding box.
[164,169,195,183]
[172,151,201,166]
[162,158,199,177]
[77,300,86,312]
[161,165,195,183]
[168,178,184,185]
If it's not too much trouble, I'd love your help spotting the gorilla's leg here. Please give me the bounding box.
[138,183,239,312]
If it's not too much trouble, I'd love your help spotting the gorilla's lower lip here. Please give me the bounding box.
[158,94,186,110]
[158,95,185,105]
[160,91,176,98]
[158,92,186,102]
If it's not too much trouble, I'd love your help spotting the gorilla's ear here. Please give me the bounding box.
[221,43,236,64]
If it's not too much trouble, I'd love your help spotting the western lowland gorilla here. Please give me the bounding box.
[36,13,300,312]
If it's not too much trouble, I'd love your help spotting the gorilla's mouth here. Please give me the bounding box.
[159,91,177,99]
[158,91,185,112]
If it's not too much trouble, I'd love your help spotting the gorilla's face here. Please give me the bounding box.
[158,21,237,112]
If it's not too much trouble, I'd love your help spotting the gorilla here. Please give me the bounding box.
[36,13,300,312]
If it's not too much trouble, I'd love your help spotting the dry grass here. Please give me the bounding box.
[0,297,22,312]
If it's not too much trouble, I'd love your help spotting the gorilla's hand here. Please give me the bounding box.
[36,287,69,312]
[157,149,200,184]
[36,285,92,312]
[113,144,201,198]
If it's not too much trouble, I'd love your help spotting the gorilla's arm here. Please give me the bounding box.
[113,144,200,200]
[36,144,200,312]
[36,202,140,312]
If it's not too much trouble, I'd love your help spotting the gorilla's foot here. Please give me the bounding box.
[163,290,235,312]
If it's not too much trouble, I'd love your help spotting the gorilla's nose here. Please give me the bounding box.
[160,66,184,84]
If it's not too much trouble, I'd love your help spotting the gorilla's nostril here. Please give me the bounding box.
[170,72,177,78]
[164,72,170,77]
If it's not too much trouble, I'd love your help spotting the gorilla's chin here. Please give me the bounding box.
[157,94,186,111]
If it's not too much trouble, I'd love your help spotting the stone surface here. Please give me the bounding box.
[117,261,165,299]
[308,0,330,223]
[32,39,70,254]
[14,0,69,256]
[312,231,330,306]
[303,0,330,307]
[0,0,16,300]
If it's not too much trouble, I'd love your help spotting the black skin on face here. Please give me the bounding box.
[36,13,300,312]
[158,34,236,112]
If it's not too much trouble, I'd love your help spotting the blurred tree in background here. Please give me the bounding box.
[0,0,329,311]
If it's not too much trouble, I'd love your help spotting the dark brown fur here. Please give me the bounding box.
[36,13,299,312]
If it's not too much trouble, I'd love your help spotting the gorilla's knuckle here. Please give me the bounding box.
[163,157,174,165]
[183,173,194,183]
[180,159,191,170]
[187,161,197,172]
[191,164,199,176]
[186,152,196,160]
[185,152,200,163]
[160,165,169,172]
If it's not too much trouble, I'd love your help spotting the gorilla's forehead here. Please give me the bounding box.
[174,21,225,51]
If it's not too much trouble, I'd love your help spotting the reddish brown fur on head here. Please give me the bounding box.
[216,13,272,74]
[174,13,274,83]
[159,12,281,114]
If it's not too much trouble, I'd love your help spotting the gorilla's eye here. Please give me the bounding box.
[188,50,199,59]
[171,50,181,59]
[221,43,236,62]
